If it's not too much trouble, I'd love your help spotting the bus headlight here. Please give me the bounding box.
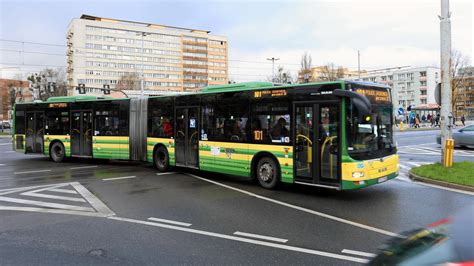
[352,171,365,178]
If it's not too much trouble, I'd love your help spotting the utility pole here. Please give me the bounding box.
[358,50,361,79]
[267,57,280,82]
[137,32,150,98]
[439,0,453,166]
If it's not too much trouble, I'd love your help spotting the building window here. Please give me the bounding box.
[420,71,427,77]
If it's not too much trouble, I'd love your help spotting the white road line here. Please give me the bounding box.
[184,173,403,238]
[407,162,420,167]
[71,182,115,216]
[0,164,5,166]
[234,231,288,243]
[0,206,107,217]
[4,151,15,153]
[411,181,474,196]
[14,169,51,175]
[108,216,368,264]
[0,196,94,211]
[148,217,192,227]
[21,191,86,202]
[341,249,376,258]
[399,164,410,170]
[0,143,11,145]
[70,165,98,170]
[103,176,136,181]
[156,172,177,176]
[48,188,78,194]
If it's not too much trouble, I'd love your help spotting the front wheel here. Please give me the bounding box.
[50,142,65,162]
[255,157,279,189]
[154,146,170,172]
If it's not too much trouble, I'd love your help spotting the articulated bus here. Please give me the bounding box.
[12,81,398,190]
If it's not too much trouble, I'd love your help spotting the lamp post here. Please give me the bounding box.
[137,32,150,98]
[266,57,280,82]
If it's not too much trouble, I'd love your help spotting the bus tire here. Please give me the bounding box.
[154,145,170,172]
[50,142,65,163]
[256,156,279,189]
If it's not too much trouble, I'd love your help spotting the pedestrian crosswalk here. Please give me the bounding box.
[397,145,474,157]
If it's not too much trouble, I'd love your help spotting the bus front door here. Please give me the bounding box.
[294,102,340,186]
[25,112,44,153]
[175,107,199,168]
[71,111,93,157]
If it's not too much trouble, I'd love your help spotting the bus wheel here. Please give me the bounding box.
[154,146,170,172]
[50,142,65,162]
[256,157,279,189]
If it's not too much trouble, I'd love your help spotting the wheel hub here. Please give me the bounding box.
[259,163,273,182]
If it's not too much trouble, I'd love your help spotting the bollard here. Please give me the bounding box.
[443,139,454,167]
[400,121,404,131]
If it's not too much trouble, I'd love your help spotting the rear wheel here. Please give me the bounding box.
[154,146,170,172]
[50,142,65,162]
[255,156,279,189]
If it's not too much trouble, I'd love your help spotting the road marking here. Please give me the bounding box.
[103,176,136,181]
[234,231,288,243]
[71,182,115,217]
[0,164,5,166]
[156,172,177,176]
[0,143,11,146]
[148,217,192,227]
[108,216,368,264]
[0,182,116,217]
[0,196,94,211]
[70,165,98,170]
[4,151,15,153]
[407,162,420,167]
[341,249,376,258]
[411,180,474,196]
[399,164,410,170]
[184,173,403,238]
[21,184,86,202]
[48,188,78,194]
[14,169,51,175]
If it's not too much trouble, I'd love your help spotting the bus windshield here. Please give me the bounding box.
[346,88,396,160]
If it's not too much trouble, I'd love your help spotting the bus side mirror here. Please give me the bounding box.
[333,89,372,119]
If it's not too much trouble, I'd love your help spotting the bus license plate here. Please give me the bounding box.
[378,176,388,183]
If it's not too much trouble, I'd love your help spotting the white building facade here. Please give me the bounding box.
[67,15,228,97]
[358,66,440,116]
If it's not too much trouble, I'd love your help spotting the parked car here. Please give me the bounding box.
[437,125,474,148]
[369,205,474,265]
[1,120,10,129]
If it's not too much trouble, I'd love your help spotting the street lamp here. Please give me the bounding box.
[266,57,280,82]
[137,32,150,98]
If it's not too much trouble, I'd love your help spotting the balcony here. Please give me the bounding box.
[183,48,208,54]
[182,40,207,47]
[419,76,427,81]
[183,56,208,61]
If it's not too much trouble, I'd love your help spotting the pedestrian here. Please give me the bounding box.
[436,113,440,127]
[422,114,426,123]
[461,114,465,126]
[415,114,420,128]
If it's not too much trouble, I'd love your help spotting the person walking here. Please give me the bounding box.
[461,115,466,126]
[436,113,440,127]
[415,114,420,128]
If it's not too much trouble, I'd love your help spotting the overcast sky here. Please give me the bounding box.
[0,0,472,81]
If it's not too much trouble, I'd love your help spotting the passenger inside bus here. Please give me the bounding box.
[270,117,289,141]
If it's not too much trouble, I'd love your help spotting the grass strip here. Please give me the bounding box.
[411,162,474,187]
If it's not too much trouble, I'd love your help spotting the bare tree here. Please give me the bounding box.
[451,50,470,116]
[299,51,313,83]
[27,68,68,101]
[270,66,293,84]
[116,73,140,91]
[319,63,340,81]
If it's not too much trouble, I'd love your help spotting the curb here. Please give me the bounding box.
[408,170,474,192]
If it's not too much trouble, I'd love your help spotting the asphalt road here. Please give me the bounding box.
[0,134,473,265]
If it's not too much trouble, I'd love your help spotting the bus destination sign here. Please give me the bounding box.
[48,103,68,108]
[254,89,287,98]
[356,88,390,103]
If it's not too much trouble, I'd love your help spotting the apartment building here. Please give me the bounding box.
[454,67,474,119]
[358,66,440,115]
[67,14,228,97]
[297,66,364,83]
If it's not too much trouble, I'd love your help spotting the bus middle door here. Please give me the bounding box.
[175,107,199,168]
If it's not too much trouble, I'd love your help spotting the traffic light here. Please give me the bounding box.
[102,84,110,95]
[77,84,86,94]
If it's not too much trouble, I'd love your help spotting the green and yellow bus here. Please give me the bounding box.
[13,81,399,190]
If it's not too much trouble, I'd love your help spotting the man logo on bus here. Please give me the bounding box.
[225,148,235,159]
